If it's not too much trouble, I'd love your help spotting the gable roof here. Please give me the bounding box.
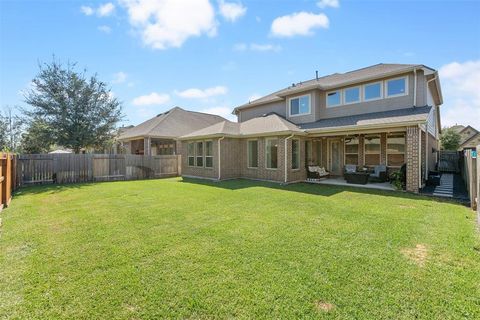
[179,113,304,139]
[300,106,433,133]
[118,107,226,140]
[233,63,437,113]
[459,131,480,148]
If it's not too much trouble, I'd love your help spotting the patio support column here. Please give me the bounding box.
[406,126,420,193]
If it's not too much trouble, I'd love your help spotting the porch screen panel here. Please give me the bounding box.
[266,139,278,169]
[364,135,380,165]
[387,133,405,167]
[344,136,359,165]
[188,143,195,166]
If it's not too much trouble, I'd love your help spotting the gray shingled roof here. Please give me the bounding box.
[180,113,304,139]
[235,63,435,112]
[118,107,226,140]
[299,106,432,132]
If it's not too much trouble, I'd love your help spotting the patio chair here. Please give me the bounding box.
[307,166,330,180]
[369,165,387,182]
[344,164,357,174]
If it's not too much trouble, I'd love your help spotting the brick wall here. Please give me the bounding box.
[406,126,420,192]
[179,140,219,179]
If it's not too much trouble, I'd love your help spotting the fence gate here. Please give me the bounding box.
[438,151,460,173]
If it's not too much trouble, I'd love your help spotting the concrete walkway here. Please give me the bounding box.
[432,173,454,198]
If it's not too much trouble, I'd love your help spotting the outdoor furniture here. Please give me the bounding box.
[345,172,370,184]
[427,171,441,186]
[344,164,357,174]
[369,165,388,182]
[307,166,330,179]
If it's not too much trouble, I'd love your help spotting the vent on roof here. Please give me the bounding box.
[316,70,319,80]
[156,110,170,117]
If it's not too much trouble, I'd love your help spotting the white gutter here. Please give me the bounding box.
[218,136,225,180]
[413,68,417,107]
[284,134,295,183]
[418,124,422,189]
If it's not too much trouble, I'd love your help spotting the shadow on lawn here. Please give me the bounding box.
[180,177,467,205]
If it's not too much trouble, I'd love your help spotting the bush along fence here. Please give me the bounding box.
[462,146,479,212]
[16,154,181,187]
[0,153,17,210]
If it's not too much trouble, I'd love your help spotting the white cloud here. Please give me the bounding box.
[175,86,228,99]
[98,2,115,17]
[112,71,127,83]
[119,0,217,50]
[439,60,480,128]
[218,0,247,22]
[317,0,339,9]
[200,106,236,121]
[132,92,170,106]
[233,43,281,52]
[271,12,329,37]
[98,25,112,33]
[81,6,94,15]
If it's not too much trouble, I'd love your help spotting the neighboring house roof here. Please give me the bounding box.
[299,106,432,133]
[459,132,480,149]
[118,107,226,140]
[179,113,304,139]
[234,63,438,113]
[49,149,72,154]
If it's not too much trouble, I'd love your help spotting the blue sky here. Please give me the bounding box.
[1,0,479,127]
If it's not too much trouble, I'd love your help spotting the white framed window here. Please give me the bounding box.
[363,82,383,101]
[387,133,405,167]
[205,140,213,168]
[247,140,258,168]
[195,141,204,167]
[364,135,381,166]
[344,136,359,165]
[291,139,300,169]
[288,94,311,116]
[344,86,361,105]
[265,138,278,169]
[386,76,408,97]
[187,142,195,166]
[326,90,342,107]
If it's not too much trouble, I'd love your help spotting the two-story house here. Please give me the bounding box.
[178,64,443,193]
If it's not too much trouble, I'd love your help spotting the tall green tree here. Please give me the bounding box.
[0,106,24,152]
[440,127,462,151]
[23,59,123,153]
[20,117,53,154]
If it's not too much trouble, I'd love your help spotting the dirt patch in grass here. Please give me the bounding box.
[398,204,416,209]
[401,244,428,266]
[315,301,335,312]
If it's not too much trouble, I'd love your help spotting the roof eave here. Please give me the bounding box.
[304,119,428,134]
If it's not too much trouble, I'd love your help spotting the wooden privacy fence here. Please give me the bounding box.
[17,154,181,187]
[0,153,17,210]
[462,147,478,211]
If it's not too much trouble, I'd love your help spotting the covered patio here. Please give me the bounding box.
[306,176,395,191]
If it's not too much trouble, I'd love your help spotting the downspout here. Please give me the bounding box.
[284,134,295,183]
[218,136,225,180]
[413,68,417,107]
[418,124,422,190]
[425,121,429,180]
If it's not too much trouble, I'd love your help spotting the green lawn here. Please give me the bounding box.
[1,178,479,319]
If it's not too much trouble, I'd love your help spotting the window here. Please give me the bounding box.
[326,91,341,107]
[386,77,407,97]
[364,82,382,101]
[289,95,310,116]
[292,139,300,169]
[344,87,360,104]
[195,142,203,167]
[157,142,174,155]
[344,136,359,165]
[387,133,405,167]
[187,142,195,166]
[247,140,258,168]
[364,135,381,165]
[266,139,278,169]
[205,141,213,168]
